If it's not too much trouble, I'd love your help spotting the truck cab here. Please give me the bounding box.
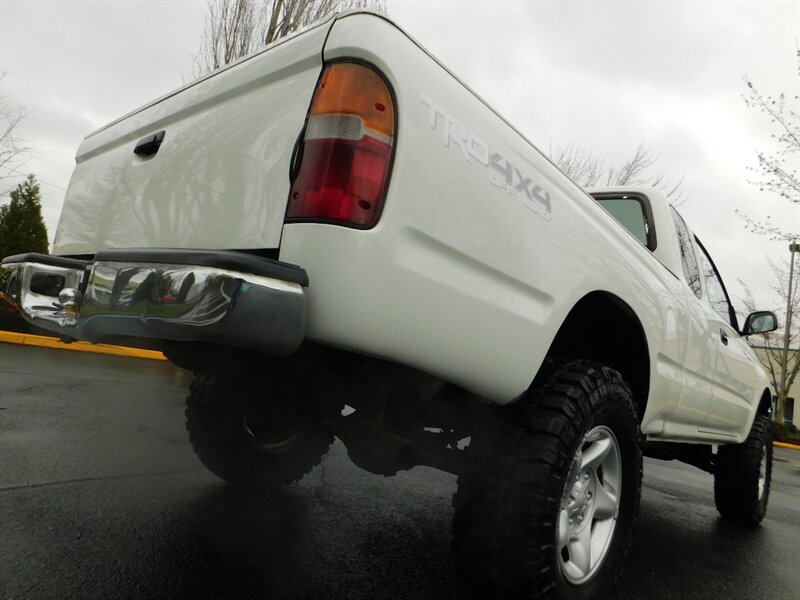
[591,186,774,441]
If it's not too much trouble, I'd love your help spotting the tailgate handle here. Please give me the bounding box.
[133,130,166,157]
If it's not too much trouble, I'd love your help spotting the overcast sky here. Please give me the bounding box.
[1,0,798,311]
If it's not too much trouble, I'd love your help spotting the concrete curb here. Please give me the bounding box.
[0,330,167,361]
[774,441,800,451]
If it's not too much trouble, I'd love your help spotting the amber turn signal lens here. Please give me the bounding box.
[310,63,395,138]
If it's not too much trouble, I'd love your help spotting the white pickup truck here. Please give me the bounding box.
[0,11,780,600]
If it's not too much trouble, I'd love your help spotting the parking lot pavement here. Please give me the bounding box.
[1,343,799,600]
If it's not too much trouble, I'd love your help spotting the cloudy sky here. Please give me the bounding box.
[1,0,798,310]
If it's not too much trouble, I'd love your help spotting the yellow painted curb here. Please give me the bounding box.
[774,441,800,451]
[0,330,167,361]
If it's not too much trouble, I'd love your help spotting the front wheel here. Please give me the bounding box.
[185,373,335,488]
[714,413,772,524]
[452,360,642,600]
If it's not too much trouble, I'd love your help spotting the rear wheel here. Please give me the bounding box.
[452,360,642,599]
[186,373,335,487]
[714,413,772,524]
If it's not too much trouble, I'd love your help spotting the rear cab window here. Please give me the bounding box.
[592,193,657,251]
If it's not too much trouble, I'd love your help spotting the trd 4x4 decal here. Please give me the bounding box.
[421,93,551,220]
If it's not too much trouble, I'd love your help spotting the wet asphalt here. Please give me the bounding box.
[1,343,798,600]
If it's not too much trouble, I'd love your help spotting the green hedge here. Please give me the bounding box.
[772,420,800,445]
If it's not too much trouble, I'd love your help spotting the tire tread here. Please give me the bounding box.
[452,360,642,600]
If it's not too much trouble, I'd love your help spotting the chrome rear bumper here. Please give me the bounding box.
[0,250,307,355]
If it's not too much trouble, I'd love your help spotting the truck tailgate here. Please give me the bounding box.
[53,18,332,256]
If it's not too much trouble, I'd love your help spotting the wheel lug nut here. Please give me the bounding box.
[583,472,590,481]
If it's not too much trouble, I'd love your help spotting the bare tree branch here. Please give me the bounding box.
[551,141,687,204]
[738,46,800,241]
[192,0,387,79]
[548,143,604,187]
[606,143,657,186]
[0,73,34,186]
[740,256,800,423]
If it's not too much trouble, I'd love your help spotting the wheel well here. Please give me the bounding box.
[546,292,650,421]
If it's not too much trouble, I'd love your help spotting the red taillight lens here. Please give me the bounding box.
[286,63,395,228]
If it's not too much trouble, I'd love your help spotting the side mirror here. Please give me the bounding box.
[742,311,779,336]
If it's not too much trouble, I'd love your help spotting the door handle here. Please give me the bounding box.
[133,130,165,157]
[720,329,728,346]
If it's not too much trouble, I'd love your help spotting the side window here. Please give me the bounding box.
[670,208,702,298]
[696,238,735,327]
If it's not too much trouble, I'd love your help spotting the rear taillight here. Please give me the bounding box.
[286,63,395,228]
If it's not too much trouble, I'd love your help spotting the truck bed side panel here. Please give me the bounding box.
[280,13,682,408]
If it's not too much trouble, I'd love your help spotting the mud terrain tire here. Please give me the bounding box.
[452,360,642,600]
[186,373,335,487]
